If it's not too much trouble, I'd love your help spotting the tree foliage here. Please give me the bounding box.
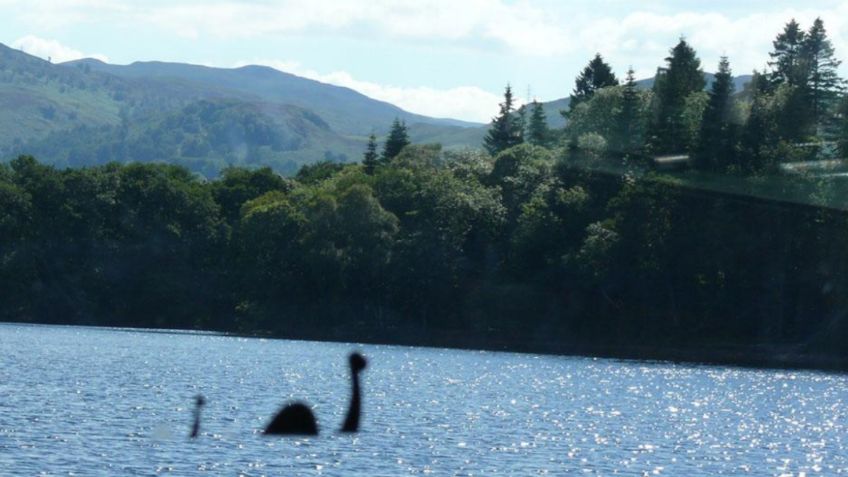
[769,19,808,88]
[362,133,379,174]
[565,85,652,159]
[802,18,844,132]
[484,85,524,156]
[694,57,738,172]
[570,53,620,111]
[382,118,410,162]
[6,18,848,366]
[526,101,551,147]
[648,38,706,154]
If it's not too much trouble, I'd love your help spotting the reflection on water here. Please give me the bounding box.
[0,323,846,475]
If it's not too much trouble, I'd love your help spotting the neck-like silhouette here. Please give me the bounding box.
[341,352,367,432]
[190,395,205,438]
[263,352,367,436]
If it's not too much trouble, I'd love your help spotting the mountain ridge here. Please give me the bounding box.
[0,43,484,175]
[61,57,482,132]
[2,42,756,175]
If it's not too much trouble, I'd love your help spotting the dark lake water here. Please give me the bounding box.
[1,323,846,476]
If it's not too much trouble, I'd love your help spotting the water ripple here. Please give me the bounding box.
[1,323,846,475]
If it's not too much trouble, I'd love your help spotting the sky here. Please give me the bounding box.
[2,0,848,123]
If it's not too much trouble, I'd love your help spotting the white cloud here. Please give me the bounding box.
[9,0,133,31]
[581,7,848,78]
[6,1,848,107]
[6,1,848,69]
[234,59,504,123]
[12,35,109,63]
[6,0,575,57]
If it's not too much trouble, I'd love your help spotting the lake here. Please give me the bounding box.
[0,323,846,476]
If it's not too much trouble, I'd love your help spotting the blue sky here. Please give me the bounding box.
[2,0,847,122]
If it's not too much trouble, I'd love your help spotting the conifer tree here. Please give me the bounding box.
[613,68,642,154]
[769,19,807,88]
[766,19,814,141]
[569,53,619,111]
[382,119,410,162]
[694,57,737,171]
[484,85,524,156]
[362,133,379,174]
[802,18,844,131]
[648,38,706,154]
[526,100,550,147]
[740,72,774,172]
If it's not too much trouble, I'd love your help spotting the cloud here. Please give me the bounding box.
[580,7,848,78]
[6,1,848,68]
[6,0,575,57]
[146,1,525,47]
[11,35,109,63]
[235,60,505,123]
[8,0,133,31]
[5,1,848,108]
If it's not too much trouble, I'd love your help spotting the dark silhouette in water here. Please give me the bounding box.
[263,352,367,435]
[341,352,367,432]
[263,401,319,435]
[190,395,205,438]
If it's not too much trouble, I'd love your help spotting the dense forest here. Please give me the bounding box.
[3,19,848,368]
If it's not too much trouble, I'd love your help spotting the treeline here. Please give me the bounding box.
[5,18,848,367]
[3,148,848,366]
[486,18,847,175]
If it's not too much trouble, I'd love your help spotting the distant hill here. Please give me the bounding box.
[65,59,480,134]
[0,43,483,176]
[21,100,366,176]
[1,42,758,175]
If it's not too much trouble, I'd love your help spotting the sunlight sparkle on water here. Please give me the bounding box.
[0,323,847,475]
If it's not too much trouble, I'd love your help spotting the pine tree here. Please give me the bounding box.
[740,72,774,172]
[694,57,737,171]
[802,18,844,132]
[569,53,619,111]
[362,133,379,174]
[483,85,524,156]
[613,68,642,155]
[526,100,550,147]
[767,20,810,141]
[382,119,410,162]
[648,38,706,154]
[769,19,807,88]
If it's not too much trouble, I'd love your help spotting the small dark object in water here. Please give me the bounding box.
[190,394,205,438]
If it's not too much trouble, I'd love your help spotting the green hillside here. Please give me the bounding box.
[1,42,755,176]
[23,100,365,176]
[69,59,479,135]
[0,44,485,176]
